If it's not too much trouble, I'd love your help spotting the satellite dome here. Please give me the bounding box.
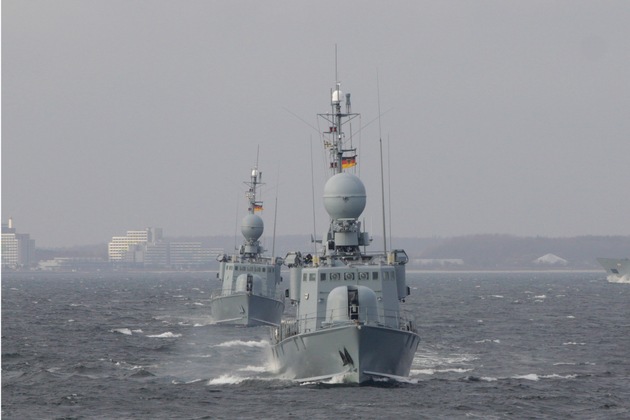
[323,173,366,219]
[241,214,264,241]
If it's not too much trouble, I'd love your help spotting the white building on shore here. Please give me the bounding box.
[108,227,221,268]
[1,218,36,269]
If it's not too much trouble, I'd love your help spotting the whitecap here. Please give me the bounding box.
[534,295,546,299]
[111,328,133,335]
[436,368,473,373]
[513,374,539,381]
[413,351,477,366]
[475,339,500,344]
[566,315,575,319]
[207,374,249,385]
[490,295,504,298]
[147,332,182,338]
[540,374,577,379]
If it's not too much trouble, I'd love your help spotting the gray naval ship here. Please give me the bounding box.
[210,166,284,326]
[269,80,420,384]
[597,257,630,283]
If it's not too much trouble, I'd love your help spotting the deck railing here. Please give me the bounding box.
[272,306,416,343]
[210,288,285,302]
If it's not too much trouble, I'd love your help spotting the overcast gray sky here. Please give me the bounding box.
[3,1,630,248]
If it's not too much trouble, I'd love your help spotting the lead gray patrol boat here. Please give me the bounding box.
[269,80,420,384]
[210,166,284,326]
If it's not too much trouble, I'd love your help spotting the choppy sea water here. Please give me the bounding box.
[2,270,629,419]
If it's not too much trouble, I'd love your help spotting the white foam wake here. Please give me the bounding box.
[215,339,269,348]
[410,367,473,376]
[608,274,630,284]
[238,365,269,373]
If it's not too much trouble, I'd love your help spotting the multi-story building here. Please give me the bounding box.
[108,228,163,262]
[1,218,36,269]
[108,227,221,268]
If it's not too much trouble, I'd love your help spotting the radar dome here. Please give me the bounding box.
[241,214,264,241]
[323,173,366,219]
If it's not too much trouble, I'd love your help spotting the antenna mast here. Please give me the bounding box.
[377,72,387,254]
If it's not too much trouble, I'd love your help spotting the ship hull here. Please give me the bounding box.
[210,293,284,327]
[270,324,420,384]
[597,258,630,282]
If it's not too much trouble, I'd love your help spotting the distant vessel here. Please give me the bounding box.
[597,258,630,283]
[210,166,284,326]
[269,78,420,384]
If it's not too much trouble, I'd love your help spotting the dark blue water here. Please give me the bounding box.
[2,271,629,419]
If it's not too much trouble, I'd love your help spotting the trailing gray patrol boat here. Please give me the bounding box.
[269,80,420,384]
[210,166,284,326]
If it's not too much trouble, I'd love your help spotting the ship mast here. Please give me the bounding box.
[240,165,265,260]
[318,83,360,176]
[245,166,263,215]
[317,78,368,263]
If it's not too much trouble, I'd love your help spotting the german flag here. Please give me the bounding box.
[342,156,357,169]
[253,204,263,212]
